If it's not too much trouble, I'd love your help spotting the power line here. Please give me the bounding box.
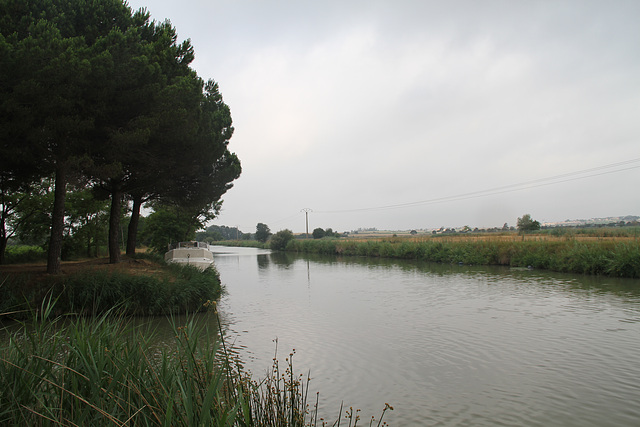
[270,212,302,226]
[232,212,301,233]
[315,157,640,214]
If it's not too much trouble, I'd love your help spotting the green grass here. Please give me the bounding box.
[286,238,640,278]
[0,302,392,426]
[541,226,640,239]
[0,263,223,319]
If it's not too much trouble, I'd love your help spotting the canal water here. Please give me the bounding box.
[211,246,640,426]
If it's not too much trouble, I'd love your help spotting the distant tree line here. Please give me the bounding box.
[0,0,241,270]
[196,225,251,242]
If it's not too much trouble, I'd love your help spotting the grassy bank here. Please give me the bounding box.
[0,257,392,425]
[0,257,223,318]
[212,240,270,249]
[285,237,640,278]
[0,305,391,426]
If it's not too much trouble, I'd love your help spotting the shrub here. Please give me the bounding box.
[3,245,46,264]
[270,229,295,251]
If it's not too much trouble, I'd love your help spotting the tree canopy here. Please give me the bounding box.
[0,0,240,268]
[517,214,541,233]
[270,229,294,251]
[255,223,271,243]
[312,228,325,239]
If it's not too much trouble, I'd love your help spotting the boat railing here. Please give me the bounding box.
[168,241,209,250]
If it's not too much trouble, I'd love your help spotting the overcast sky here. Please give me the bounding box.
[128,0,639,233]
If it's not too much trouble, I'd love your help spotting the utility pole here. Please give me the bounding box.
[301,208,312,238]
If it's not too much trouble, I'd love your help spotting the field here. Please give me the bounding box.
[343,226,640,242]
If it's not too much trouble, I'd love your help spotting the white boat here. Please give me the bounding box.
[164,241,214,269]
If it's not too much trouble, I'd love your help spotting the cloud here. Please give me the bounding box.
[128,0,640,231]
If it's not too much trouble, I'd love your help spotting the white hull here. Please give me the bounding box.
[164,242,214,269]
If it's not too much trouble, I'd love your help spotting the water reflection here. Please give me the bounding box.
[256,253,270,269]
[266,251,296,268]
[209,246,640,426]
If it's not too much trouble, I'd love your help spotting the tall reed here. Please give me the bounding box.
[287,238,640,278]
[0,301,393,426]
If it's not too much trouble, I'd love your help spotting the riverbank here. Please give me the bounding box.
[213,234,640,278]
[0,255,388,425]
[0,255,222,318]
[285,237,640,278]
[1,305,385,426]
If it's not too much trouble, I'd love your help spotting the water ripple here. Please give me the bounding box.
[211,250,640,426]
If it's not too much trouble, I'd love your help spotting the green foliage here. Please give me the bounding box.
[0,308,237,426]
[3,245,46,264]
[196,224,244,242]
[312,227,325,239]
[285,238,640,278]
[270,229,295,251]
[0,178,53,263]
[607,243,640,278]
[0,263,222,317]
[540,225,640,239]
[62,187,110,259]
[255,223,271,243]
[0,0,241,268]
[61,266,221,316]
[0,303,391,426]
[517,214,541,233]
[142,206,201,254]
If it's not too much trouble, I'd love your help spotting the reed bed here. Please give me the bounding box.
[0,263,223,319]
[0,302,392,426]
[286,238,640,278]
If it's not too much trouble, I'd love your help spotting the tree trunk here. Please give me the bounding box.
[47,164,67,274]
[0,194,7,264]
[86,231,92,258]
[94,221,99,257]
[108,187,122,264]
[0,235,7,265]
[126,196,142,256]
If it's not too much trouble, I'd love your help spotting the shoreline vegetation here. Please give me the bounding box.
[0,302,392,426]
[0,256,223,319]
[1,228,635,425]
[0,258,392,426]
[216,229,640,278]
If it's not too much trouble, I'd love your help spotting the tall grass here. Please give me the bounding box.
[1,302,243,425]
[0,301,392,426]
[0,263,223,319]
[287,238,640,278]
[541,226,640,239]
